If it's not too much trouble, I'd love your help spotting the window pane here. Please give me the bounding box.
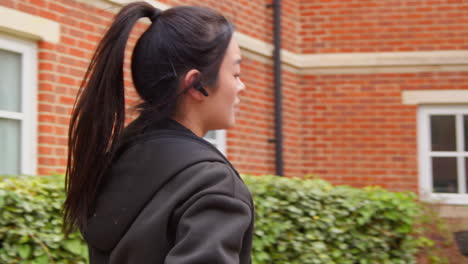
[204,131,218,148]
[432,157,458,193]
[430,115,456,151]
[0,118,21,175]
[204,130,216,140]
[465,158,468,194]
[464,116,468,151]
[0,49,21,112]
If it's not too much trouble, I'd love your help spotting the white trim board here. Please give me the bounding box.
[0,6,60,43]
[296,50,468,69]
[237,33,468,71]
[403,90,468,105]
[229,37,468,74]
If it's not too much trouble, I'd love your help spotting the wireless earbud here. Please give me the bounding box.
[194,81,209,97]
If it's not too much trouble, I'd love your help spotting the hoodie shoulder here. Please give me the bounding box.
[166,160,252,210]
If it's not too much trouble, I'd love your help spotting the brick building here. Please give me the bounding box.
[0,0,467,220]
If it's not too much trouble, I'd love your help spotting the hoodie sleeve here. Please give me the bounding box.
[164,193,252,264]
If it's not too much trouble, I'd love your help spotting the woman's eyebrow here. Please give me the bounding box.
[233,58,242,65]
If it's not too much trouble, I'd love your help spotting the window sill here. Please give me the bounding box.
[420,192,468,205]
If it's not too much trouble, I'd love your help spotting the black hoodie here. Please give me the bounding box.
[82,119,254,264]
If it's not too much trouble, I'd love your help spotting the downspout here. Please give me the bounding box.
[267,0,284,176]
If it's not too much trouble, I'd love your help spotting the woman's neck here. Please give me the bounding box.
[171,115,206,137]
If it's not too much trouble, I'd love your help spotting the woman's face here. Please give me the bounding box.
[205,37,245,130]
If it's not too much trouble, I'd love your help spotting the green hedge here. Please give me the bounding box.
[0,174,426,264]
[243,175,423,264]
[0,175,87,264]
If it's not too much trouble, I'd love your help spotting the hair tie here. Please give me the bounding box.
[150,9,161,23]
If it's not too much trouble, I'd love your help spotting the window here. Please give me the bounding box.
[204,130,227,155]
[0,34,37,175]
[418,105,468,204]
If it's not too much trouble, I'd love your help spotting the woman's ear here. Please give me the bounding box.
[183,69,207,101]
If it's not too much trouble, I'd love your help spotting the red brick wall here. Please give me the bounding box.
[227,55,276,174]
[301,72,468,192]
[166,0,274,43]
[165,0,301,53]
[281,69,304,177]
[299,0,468,53]
[294,0,468,191]
[226,64,305,177]
[280,0,301,54]
[223,68,305,176]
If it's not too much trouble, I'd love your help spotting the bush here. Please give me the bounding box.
[242,174,424,264]
[0,175,87,264]
[0,174,427,264]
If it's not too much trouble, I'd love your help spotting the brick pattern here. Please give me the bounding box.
[301,72,468,192]
[227,56,276,174]
[299,0,468,53]
[281,70,304,177]
[167,0,274,46]
[226,63,305,177]
[166,0,301,53]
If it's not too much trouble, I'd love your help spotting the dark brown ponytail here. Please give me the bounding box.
[63,2,160,235]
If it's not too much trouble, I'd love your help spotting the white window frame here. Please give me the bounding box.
[204,130,227,155]
[0,33,37,175]
[418,105,468,204]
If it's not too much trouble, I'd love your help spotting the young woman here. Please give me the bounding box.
[63,2,253,263]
